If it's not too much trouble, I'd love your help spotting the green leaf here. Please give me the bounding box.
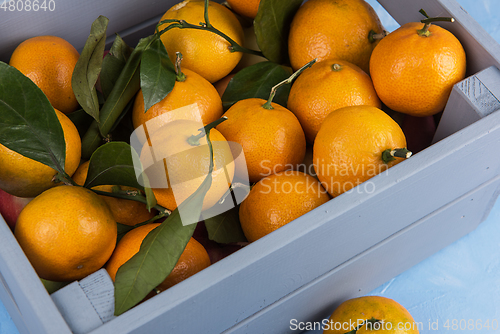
[113,130,216,316]
[140,38,176,113]
[116,216,164,244]
[116,223,135,244]
[66,108,94,139]
[222,61,292,110]
[254,0,303,64]
[41,278,70,294]
[85,142,156,209]
[108,33,134,63]
[82,35,153,159]
[108,99,136,143]
[204,205,247,243]
[0,62,66,173]
[98,35,154,137]
[72,15,109,122]
[100,34,134,100]
[114,208,197,316]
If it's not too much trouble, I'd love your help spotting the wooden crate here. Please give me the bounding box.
[1,0,499,333]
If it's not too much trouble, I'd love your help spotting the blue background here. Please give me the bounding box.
[1,1,499,333]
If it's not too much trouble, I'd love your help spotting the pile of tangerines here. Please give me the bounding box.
[0,0,465,327]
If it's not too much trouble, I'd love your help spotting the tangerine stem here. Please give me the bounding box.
[91,188,171,216]
[187,116,228,146]
[156,18,263,57]
[174,52,186,82]
[203,0,211,28]
[368,30,388,43]
[331,63,343,71]
[417,15,455,36]
[53,171,78,186]
[421,17,455,24]
[218,182,251,204]
[381,148,412,164]
[262,58,317,110]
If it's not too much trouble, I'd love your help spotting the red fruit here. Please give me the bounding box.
[402,115,437,154]
[213,74,235,97]
[0,188,33,230]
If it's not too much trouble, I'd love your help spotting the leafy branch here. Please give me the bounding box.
[156,0,263,57]
[91,187,170,218]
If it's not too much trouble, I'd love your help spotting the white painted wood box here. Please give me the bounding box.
[1,0,500,333]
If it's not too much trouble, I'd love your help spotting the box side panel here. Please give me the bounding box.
[0,1,498,334]
[0,221,72,334]
[0,0,230,63]
[433,66,500,142]
[224,174,500,334]
[377,0,500,74]
[0,0,181,62]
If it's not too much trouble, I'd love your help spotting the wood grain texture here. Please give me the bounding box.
[0,222,71,334]
[458,72,500,117]
[433,66,500,143]
[79,269,115,324]
[51,281,103,334]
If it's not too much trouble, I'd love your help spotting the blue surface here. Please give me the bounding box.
[0,1,499,334]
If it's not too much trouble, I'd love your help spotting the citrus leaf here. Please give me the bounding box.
[114,208,197,316]
[101,34,134,100]
[113,130,216,316]
[66,108,94,138]
[117,218,163,245]
[85,141,156,209]
[204,206,247,243]
[41,278,70,294]
[140,38,176,113]
[82,35,153,159]
[254,0,303,64]
[98,35,154,137]
[222,61,292,110]
[116,223,135,244]
[0,61,66,173]
[108,33,134,64]
[72,15,109,122]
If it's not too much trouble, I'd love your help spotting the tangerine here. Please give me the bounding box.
[0,109,81,198]
[288,0,384,73]
[216,98,306,183]
[313,105,409,198]
[287,59,381,143]
[369,21,466,116]
[239,171,330,242]
[9,35,80,114]
[158,0,245,83]
[139,119,235,212]
[105,223,210,292]
[226,0,260,19]
[15,186,116,282]
[323,295,419,333]
[72,161,157,226]
[132,68,223,132]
